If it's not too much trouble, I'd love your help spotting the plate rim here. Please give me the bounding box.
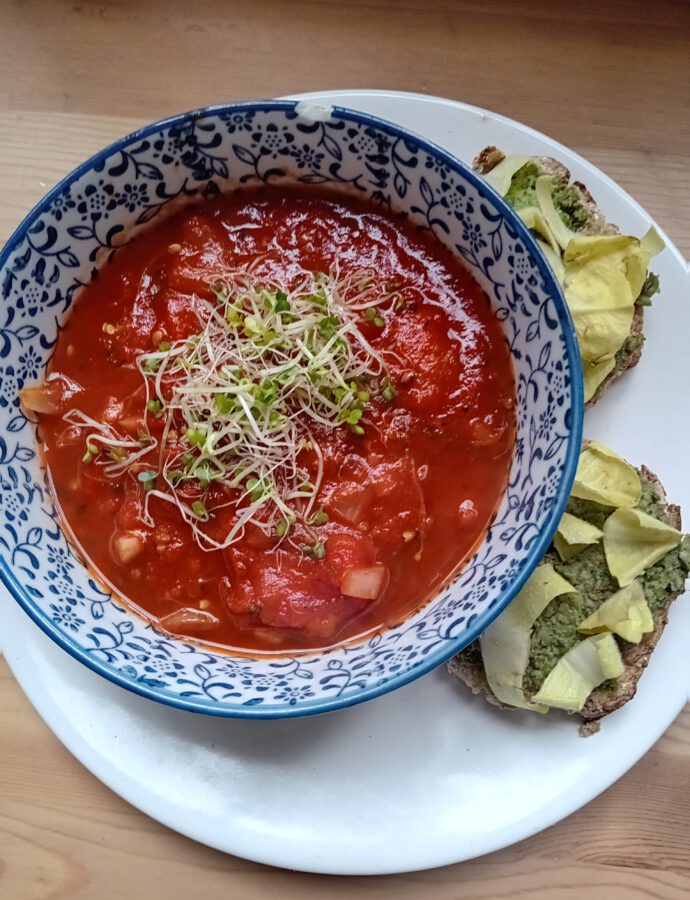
[3,592,687,875]
[2,89,688,876]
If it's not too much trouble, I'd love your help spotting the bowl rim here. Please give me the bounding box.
[0,99,584,718]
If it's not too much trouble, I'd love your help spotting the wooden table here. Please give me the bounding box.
[1,1,688,896]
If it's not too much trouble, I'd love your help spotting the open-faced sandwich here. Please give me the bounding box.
[473,147,664,405]
[448,442,690,735]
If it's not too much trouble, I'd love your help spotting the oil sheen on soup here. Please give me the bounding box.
[28,188,516,652]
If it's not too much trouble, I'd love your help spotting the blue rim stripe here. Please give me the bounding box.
[0,100,584,718]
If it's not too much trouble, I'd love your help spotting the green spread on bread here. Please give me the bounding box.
[458,444,690,717]
[475,151,664,404]
[451,149,684,732]
[479,564,576,713]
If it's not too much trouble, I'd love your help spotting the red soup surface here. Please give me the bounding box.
[31,187,516,652]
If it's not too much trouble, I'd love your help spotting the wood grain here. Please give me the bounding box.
[1,658,689,899]
[0,0,689,896]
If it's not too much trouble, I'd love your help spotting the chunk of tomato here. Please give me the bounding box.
[222,532,376,640]
[166,216,228,297]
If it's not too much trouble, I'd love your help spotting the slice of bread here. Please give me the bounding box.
[447,464,687,735]
[473,147,657,405]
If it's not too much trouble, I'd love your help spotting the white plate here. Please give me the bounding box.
[2,91,689,876]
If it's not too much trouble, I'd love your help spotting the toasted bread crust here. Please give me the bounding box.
[447,465,685,730]
[473,146,505,175]
[472,146,645,404]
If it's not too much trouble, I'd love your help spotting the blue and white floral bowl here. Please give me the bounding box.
[0,101,583,717]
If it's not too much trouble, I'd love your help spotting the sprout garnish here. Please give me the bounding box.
[66,266,403,551]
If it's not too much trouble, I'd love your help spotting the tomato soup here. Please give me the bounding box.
[28,188,516,652]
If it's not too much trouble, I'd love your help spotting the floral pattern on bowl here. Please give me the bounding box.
[0,101,583,717]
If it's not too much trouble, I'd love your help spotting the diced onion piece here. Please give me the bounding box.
[102,397,125,423]
[341,564,389,600]
[468,414,506,446]
[56,425,83,448]
[158,607,220,634]
[20,376,81,415]
[118,415,144,433]
[329,484,372,524]
[458,499,478,524]
[252,627,285,647]
[19,385,58,414]
[111,531,145,564]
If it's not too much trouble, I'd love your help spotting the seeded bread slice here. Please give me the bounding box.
[473,147,653,406]
[447,465,686,735]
